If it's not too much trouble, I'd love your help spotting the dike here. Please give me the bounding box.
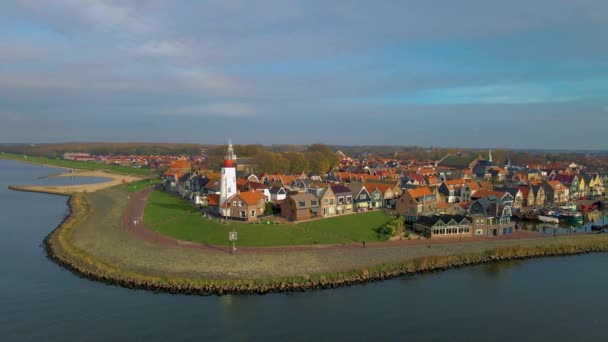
[39,191,608,296]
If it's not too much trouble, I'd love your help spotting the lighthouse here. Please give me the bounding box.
[219,141,237,206]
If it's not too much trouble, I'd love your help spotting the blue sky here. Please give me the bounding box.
[1,0,607,149]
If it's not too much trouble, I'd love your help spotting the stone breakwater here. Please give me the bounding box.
[40,192,608,296]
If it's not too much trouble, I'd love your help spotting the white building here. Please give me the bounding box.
[219,142,237,212]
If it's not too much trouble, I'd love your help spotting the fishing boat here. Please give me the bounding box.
[538,215,559,224]
[558,211,583,223]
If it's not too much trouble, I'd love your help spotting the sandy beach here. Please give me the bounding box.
[10,170,143,194]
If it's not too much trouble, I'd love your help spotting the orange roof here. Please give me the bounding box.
[548,181,565,190]
[465,180,481,191]
[207,194,220,206]
[436,201,450,209]
[170,159,191,169]
[472,189,506,199]
[369,183,392,194]
[408,187,433,199]
[478,181,493,190]
[236,191,267,206]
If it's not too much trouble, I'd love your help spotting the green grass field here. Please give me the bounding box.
[144,190,391,246]
[0,152,152,176]
[123,178,162,193]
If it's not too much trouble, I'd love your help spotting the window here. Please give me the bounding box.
[329,199,334,205]
[311,201,318,206]
[240,211,246,218]
[360,194,367,200]
[338,197,344,204]
[251,210,255,217]
[232,201,238,206]
[299,201,306,207]
[346,196,352,203]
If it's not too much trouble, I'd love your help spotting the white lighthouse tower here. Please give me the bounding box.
[219,141,237,206]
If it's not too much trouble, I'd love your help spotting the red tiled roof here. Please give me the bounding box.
[236,191,266,206]
[408,187,433,199]
[207,194,220,206]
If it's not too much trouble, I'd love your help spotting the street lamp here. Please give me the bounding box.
[229,229,238,254]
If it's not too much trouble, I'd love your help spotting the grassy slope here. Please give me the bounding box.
[0,152,152,176]
[123,178,162,193]
[144,190,390,246]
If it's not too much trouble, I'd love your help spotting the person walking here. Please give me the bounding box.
[362,240,366,248]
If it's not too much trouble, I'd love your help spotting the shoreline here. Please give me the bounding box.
[7,158,608,296]
[37,187,608,295]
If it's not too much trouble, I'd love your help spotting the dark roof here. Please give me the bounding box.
[493,186,520,198]
[437,154,478,169]
[288,193,320,209]
[416,214,468,227]
[330,185,352,196]
[269,186,285,194]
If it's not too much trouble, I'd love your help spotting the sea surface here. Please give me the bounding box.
[1,159,607,341]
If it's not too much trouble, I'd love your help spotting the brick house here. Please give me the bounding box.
[280,193,321,221]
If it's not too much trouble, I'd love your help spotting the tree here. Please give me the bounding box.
[308,144,338,170]
[254,151,289,174]
[306,151,329,175]
[284,152,310,174]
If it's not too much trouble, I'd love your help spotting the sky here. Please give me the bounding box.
[1,0,607,149]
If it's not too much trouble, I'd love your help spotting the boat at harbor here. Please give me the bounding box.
[538,215,559,224]
[558,211,583,223]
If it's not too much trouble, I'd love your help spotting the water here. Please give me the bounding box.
[1,158,608,341]
[518,210,607,234]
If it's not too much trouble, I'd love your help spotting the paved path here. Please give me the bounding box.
[123,188,573,255]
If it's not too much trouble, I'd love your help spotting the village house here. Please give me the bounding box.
[269,185,287,201]
[317,185,337,217]
[493,186,524,209]
[553,174,579,200]
[219,191,267,222]
[528,185,546,207]
[347,183,372,212]
[280,193,321,221]
[542,181,569,205]
[461,181,482,202]
[468,197,515,237]
[241,181,271,202]
[437,179,466,203]
[396,186,437,221]
[330,185,354,214]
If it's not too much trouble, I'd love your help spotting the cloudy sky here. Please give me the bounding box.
[1,1,607,149]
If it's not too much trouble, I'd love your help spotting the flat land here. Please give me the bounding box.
[65,186,608,280]
[0,152,151,176]
[144,190,391,246]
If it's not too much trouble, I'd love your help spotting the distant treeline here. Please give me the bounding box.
[0,143,204,157]
[2,143,604,173]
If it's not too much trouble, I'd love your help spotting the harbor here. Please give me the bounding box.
[514,199,608,234]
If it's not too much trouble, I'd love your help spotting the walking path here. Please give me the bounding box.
[124,188,567,254]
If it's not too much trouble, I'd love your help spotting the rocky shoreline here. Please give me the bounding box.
[40,192,608,296]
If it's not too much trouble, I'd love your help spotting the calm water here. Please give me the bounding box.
[1,159,607,341]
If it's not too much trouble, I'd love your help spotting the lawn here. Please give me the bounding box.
[123,178,162,193]
[0,152,152,176]
[144,190,392,247]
